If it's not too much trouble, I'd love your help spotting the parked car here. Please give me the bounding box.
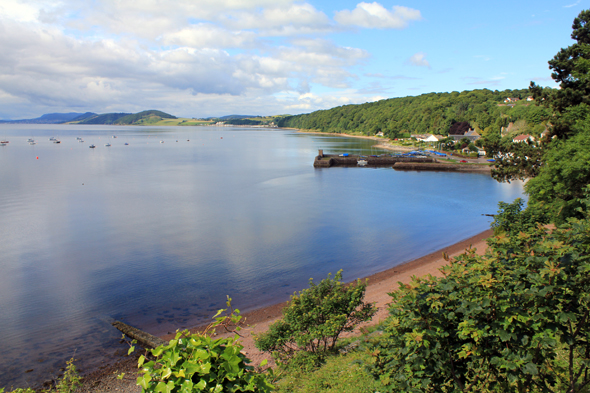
[459,160,467,163]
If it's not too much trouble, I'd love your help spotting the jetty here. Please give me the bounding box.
[313,150,492,173]
[313,149,434,168]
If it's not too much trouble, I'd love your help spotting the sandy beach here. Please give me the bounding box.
[80,228,493,392]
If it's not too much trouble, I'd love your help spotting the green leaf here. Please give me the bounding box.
[195,379,207,390]
[137,374,152,390]
[138,355,145,368]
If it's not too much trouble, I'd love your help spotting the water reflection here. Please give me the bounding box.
[0,125,524,388]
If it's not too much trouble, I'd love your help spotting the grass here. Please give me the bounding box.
[269,326,385,393]
[273,350,381,393]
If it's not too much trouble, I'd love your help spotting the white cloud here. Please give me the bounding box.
[0,0,41,23]
[222,3,333,36]
[161,25,257,49]
[0,0,411,118]
[564,0,581,8]
[407,52,430,68]
[334,2,421,29]
[0,14,372,117]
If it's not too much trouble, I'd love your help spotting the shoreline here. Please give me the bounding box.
[295,129,437,153]
[207,228,493,331]
[79,228,494,392]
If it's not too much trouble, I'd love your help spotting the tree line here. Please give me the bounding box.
[278,88,551,139]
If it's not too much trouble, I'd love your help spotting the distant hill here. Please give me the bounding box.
[76,113,132,124]
[0,112,95,124]
[73,110,177,125]
[69,112,99,122]
[114,110,177,125]
[204,115,258,121]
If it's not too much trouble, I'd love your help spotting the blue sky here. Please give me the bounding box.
[0,0,586,119]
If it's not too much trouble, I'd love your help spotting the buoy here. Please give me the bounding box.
[36,156,39,159]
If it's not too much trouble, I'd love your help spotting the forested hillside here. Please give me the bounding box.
[73,110,176,125]
[278,88,551,139]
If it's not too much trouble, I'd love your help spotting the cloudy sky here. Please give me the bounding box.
[0,0,586,119]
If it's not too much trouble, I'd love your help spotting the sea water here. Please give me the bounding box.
[0,125,524,388]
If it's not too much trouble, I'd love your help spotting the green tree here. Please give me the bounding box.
[493,10,590,184]
[525,118,590,222]
[254,270,376,365]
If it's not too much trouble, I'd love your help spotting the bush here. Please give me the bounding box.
[254,270,376,365]
[135,298,273,393]
[371,211,590,392]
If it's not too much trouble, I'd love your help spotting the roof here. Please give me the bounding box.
[513,134,534,142]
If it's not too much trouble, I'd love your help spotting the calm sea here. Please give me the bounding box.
[0,125,524,388]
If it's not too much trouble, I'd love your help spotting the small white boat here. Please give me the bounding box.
[29,142,37,145]
[49,137,56,141]
[78,139,84,143]
[112,135,117,138]
[89,144,96,148]
[53,140,61,144]
[27,138,35,143]
[76,137,82,141]
[0,142,7,146]
[160,140,164,143]
[357,159,368,166]
[105,143,112,147]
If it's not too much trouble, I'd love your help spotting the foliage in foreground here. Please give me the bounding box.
[135,298,273,393]
[1,357,81,393]
[254,270,376,366]
[371,201,590,392]
[274,350,381,393]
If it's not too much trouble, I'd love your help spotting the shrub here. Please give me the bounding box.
[254,270,376,364]
[136,298,273,393]
[55,358,82,393]
[1,357,81,393]
[371,213,590,392]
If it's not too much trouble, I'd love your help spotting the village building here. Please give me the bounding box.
[504,97,521,103]
[512,134,535,143]
[411,134,446,142]
[449,129,481,142]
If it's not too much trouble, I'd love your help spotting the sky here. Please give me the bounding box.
[0,0,587,119]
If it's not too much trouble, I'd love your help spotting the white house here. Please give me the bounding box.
[504,97,521,103]
[423,134,445,142]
